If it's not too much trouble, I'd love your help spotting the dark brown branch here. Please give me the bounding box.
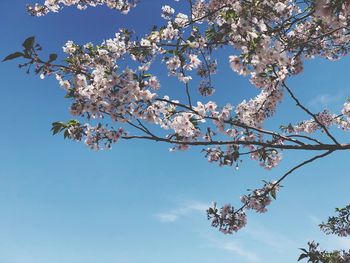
[122,134,350,151]
[286,134,323,145]
[234,149,335,214]
[282,81,340,145]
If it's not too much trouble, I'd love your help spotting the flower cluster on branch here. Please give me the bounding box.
[26,0,137,16]
[298,205,350,262]
[4,0,350,235]
[320,205,350,237]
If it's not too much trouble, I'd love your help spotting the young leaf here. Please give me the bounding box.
[270,189,277,200]
[22,36,35,50]
[51,121,66,135]
[2,52,24,62]
[297,253,308,261]
[64,130,70,139]
[48,53,58,62]
[142,73,153,78]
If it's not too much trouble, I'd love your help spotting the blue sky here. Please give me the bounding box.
[0,1,350,263]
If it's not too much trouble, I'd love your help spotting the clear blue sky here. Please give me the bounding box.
[0,1,349,263]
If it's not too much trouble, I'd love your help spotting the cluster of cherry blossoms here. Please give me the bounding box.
[297,204,350,262]
[298,241,350,263]
[240,181,280,213]
[27,0,137,16]
[283,101,350,134]
[5,0,350,235]
[320,204,350,237]
[207,202,247,234]
[21,0,350,155]
[207,181,280,233]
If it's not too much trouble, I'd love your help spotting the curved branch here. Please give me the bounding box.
[282,81,340,145]
[235,149,334,214]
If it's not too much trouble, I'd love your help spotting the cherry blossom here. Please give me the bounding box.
[4,0,350,236]
[27,0,137,16]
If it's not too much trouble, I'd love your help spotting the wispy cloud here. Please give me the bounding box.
[204,235,261,263]
[308,89,350,109]
[155,199,304,262]
[154,199,260,262]
[154,201,208,223]
[199,221,299,263]
[221,241,261,263]
[309,94,341,108]
[245,223,299,252]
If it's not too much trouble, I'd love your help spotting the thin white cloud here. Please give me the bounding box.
[308,89,350,109]
[221,241,261,263]
[245,223,299,252]
[155,200,260,262]
[154,201,208,223]
[309,94,340,108]
[204,235,261,263]
[156,213,179,222]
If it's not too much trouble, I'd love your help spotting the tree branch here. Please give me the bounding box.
[282,81,340,145]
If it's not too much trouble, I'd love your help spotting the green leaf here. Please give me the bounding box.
[166,50,178,55]
[270,189,277,200]
[48,53,57,62]
[63,130,70,139]
[67,120,79,126]
[297,253,308,261]
[299,248,308,253]
[64,88,75,98]
[51,121,66,135]
[224,9,237,20]
[2,52,24,62]
[22,36,35,50]
[142,73,153,78]
[35,65,44,75]
[205,27,216,42]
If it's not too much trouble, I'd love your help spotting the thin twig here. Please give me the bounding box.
[235,149,335,214]
[282,81,340,145]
